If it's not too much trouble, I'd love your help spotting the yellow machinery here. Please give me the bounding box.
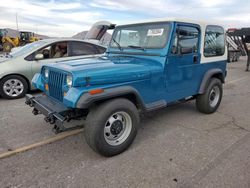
[1,30,40,52]
[0,29,8,51]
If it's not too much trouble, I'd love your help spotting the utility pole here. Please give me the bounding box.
[16,12,19,35]
[35,24,38,34]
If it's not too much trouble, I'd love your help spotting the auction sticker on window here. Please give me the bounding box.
[147,28,164,36]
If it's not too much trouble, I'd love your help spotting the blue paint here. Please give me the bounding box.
[32,73,44,91]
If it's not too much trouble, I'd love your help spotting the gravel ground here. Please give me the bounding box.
[0,58,250,188]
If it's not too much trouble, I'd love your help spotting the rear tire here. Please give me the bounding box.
[196,78,223,114]
[84,98,139,157]
[0,75,28,99]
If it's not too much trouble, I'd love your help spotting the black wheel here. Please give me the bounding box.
[84,98,139,157]
[3,42,12,52]
[0,75,28,99]
[196,78,223,114]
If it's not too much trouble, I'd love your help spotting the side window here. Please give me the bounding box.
[52,42,68,58]
[70,42,98,56]
[171,26,199,54]
[204,26,225,57]
[37,46,51,59]
[34,42,68,60]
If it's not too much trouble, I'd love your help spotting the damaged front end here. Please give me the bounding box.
[25,94,87,133]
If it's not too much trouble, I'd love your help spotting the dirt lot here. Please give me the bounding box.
[0,58,250,188]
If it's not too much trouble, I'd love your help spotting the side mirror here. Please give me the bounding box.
[35,54,44,60]
[171,46,177,54]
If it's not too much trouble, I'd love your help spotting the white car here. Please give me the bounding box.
[0,38,106,99]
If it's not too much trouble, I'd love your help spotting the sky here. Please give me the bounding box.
[0,0,249,37]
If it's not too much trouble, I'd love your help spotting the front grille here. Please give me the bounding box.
[48,70,66,101]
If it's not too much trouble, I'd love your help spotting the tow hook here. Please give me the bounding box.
[52,125,62,134]
[44,115,56,124]
[25,100,34,107]
[49,116,55,124]
[44,117,50,123]
[32,108,39,115]
[25,96,34,107]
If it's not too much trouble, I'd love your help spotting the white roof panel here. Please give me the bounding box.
[118,17,224,28]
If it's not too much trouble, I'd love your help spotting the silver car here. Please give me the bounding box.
[0,38,106,99]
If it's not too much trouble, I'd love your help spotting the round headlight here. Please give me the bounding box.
[66,75,73,87]
[44,68,49,78]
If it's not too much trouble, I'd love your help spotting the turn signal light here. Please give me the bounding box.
[89,88,104,95]
[45,84,49,91]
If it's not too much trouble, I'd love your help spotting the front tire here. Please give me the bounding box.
[0,75,28,99]
[84,98,139,157]
[196,78,223,114]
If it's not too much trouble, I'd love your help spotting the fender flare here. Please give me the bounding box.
[198,68,225,94]
[76,86,146,109]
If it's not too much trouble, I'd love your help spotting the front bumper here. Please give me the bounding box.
[25,94,81,133]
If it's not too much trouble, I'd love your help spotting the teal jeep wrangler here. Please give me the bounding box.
[26,19,227,156]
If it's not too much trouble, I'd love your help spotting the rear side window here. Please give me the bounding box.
[204,26,225,57]
[70,42,99,56]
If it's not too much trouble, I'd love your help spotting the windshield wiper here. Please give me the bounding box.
[112,38,122,51]
[127,45,145,51]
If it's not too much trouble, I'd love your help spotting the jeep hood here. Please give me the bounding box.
[48,56,163,86]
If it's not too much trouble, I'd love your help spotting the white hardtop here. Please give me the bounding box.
[118,18,224,29]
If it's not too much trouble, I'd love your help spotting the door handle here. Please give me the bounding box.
[193,55,198,63]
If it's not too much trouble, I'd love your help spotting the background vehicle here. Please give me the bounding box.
[0,29,7,51]
[26,19,227,156]
[0,38,106,99]
[227,27,250,62]
[0,30,40,52]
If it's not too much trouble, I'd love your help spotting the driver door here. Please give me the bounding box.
[165,24,200,101]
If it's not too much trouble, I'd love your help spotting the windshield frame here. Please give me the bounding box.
[109,22,172,51]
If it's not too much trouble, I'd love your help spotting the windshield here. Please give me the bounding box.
[110,22,171,50]
[10,40,47,57]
